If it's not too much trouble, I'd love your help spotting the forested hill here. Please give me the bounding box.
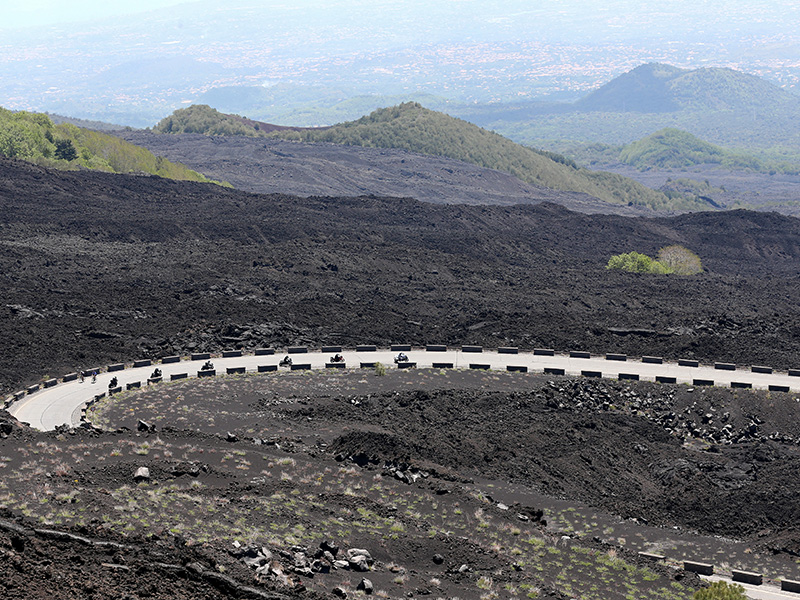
[577,63,800,114]
[563,128,800,174]
[0,108,225,185]
[155,103,704,211]
[278,103,709,210]
[619,128,767,171]
[154,104,318,136]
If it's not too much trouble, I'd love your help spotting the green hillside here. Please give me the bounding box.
[154,104,263,137]
[280,103,706,210]
[0,107,226,184]
[668,67,799,113]
[543,128,800,175]
[153,102,708,210]
[619,128,764,170]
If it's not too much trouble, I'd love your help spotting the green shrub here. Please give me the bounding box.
[693,581,747,600]
[606,251,671,274]
[374,362,386,376]
[607,246,702,275]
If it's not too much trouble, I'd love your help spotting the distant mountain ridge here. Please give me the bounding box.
[471,63,800,153]
[576,64,685,113]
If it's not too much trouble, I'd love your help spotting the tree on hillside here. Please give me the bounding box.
[657,245,703,274]
[54,138,78,161]
[0,122,50,159]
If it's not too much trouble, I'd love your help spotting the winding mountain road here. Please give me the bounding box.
[7,346,800,597]
[7,347,800,431]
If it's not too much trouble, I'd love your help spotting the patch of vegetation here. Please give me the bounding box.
[693,581,747,600]
[660,177,725,196]
[272,102,702,211]
[154,104,262,137]
[607,245,702,275]
[619,128,763,171]
[607,252,671,274]
[0,107,227,184]
[523,132,800,176]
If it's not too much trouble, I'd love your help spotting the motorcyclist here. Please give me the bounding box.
[108,377,118,389]
[394,352,408,363]
[280,355,292,367]
[331,353,344,363]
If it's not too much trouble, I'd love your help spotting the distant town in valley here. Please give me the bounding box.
[1,1,799,127]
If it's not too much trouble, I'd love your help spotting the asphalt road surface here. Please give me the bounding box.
[8,347,800,431]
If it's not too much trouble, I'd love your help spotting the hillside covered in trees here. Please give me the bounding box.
[576,63,800,114]
[618,128,800,173]
[544,128,800,176]
[154,103,705,211]
[153,104,313,137]
[0,107,225,184]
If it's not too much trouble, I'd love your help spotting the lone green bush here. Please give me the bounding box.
[606,251,671,274]
[374,362,386,376]
[693,581,747,600]
[607,245,702,275]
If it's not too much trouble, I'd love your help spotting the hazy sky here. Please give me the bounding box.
[3,0,193,29]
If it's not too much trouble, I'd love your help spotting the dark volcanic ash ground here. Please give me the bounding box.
[3,156,800,394]
[118,131,648,215]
